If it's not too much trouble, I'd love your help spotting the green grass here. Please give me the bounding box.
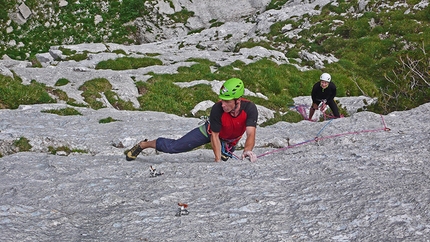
[168,9,195,24]
[78,78,112,109]
[136,56,379,117]
[267,0,289,10]
[14,137,32,152]
[95,57,163,70]
[137,79,212,116]
[66,52,89,62]
[55,78,70,86]
[48,146,88,155]
[41,107,82,116]
[260,111,303,127]
[0,75,56,109]
[78,78,136,110]
[99,117,120,123]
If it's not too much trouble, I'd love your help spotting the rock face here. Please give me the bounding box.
[0,24,428,240]
[134,0,272,44]
[0,102,429,241]
[1,1,430,240]
[8,2,32,25]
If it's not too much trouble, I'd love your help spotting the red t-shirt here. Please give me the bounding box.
[209,99,258,145]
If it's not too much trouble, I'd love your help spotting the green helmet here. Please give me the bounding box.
[219,78,245,100]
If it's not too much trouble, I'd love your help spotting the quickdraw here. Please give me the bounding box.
[149,166,163,178]
[175,202,189,216]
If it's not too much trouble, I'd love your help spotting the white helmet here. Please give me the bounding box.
[320,73,331,82]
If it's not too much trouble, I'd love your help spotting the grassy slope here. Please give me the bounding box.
[0,0,429,121]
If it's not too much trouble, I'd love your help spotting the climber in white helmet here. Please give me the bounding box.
[308,73,340,120]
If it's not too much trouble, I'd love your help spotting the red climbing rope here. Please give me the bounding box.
[256,114,390,158]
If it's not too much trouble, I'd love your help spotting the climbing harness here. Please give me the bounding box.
[318,99,340,121]
[198,116,241,160]
[293,99,343,122]
[221,141,242,161]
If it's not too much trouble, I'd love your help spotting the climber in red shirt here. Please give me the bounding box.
[126,78,259,162]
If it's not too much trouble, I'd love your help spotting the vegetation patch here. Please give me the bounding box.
[210,21,224,28]
[95,57,163,70]
[168,9,195,24]
[41,107,82,116]
[99,117,120,123]
[0,75,55,109]
[78,78,135,110]
[29,55,43,67]
[260,111,303,127]
[267,0,289,10]
[66,51,89,62]
[55,78,70,86]
[14,137,32,152]
[48,146,88,155]
[79,78,112,109]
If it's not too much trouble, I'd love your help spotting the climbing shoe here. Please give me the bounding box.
[126,139,147,161]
